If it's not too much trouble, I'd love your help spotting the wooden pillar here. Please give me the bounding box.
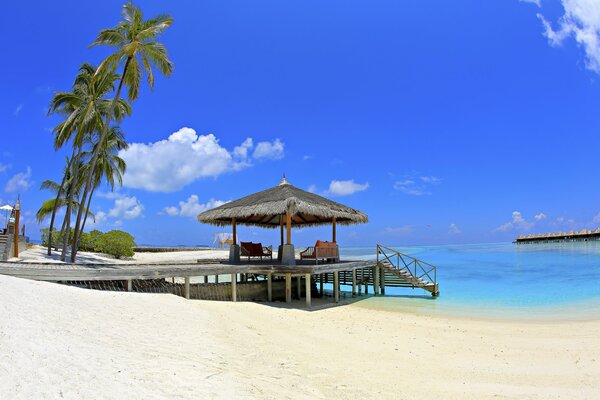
[231,274,237,302]
[305,273,312,307]
[380,267,386,295]
[184,277,190,299]
[364,268,368,294]
[13,200,20,258]
[267,273,273,302]
[280,216,284,246]
[285,273,292,303]
[127,279,132,292]
[232,218,237,245]
[319,273,324,296]
[374,266,380,295]
[204,276,208,284]
[351,269,356,297]
[286,210,292,245]
[296,276,302,299]
[333,271,339,303]
[332,216,336,243]
[215,275,219,284]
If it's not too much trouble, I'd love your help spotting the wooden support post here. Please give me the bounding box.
[232,218,237,245]
[184,276,190,299]
[204,276,208,284]
[364,268,368,294]
[351,269,356,297]
[332,217,337,243]
[380,267,386,295]
[296,276,301,299]
[267,273,273,302]
[127,279,132,292]
[285,273,292,303]
[13,200,20,258]
[319,273,324,296]
[333,271,339,303]
[305,273,311,307]
[215,275,219,284]
[286,210,292,245]
[280,216,284,246]
[374,266,380,296]
[231,274,237,302]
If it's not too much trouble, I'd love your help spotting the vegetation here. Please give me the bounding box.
[77,229,104,252]
[94,230,137,259]
[70,3,173,262]
[38,2,173,262]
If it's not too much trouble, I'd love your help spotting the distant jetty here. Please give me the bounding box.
[515,228,600,244]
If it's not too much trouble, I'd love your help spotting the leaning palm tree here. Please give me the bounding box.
[79,126,128,233]
[46,63,130,255]
[71,2,173,261]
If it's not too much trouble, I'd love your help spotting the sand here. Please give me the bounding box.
[14,245,230,264]
[1,273,599,400]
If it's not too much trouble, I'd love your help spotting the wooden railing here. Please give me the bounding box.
[376,244,437,287]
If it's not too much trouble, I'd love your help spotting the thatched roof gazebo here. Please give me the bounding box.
[197,176,368,264]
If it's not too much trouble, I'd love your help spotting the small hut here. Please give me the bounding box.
[197,176,368,264]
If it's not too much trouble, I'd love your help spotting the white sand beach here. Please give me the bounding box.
[1,267,599,399]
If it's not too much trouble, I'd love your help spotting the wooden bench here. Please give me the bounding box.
[300,240,339,264]
[240,242,273,261]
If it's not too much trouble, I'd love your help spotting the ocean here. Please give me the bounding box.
[339,242,600,320]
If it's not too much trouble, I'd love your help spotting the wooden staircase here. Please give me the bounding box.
[0,235,9,261]
[377,244,439,296]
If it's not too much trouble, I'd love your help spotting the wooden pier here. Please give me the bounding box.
[0,245,439,307]
[515,228,600,244]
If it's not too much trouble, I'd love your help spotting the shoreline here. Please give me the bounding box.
[1,274,599,399]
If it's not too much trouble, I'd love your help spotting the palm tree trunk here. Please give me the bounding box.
[63,144,83,262]
[60,212,71,261]
[56,211,68,251]
[80,185,96,234]
[47,148,76,255]
[71,56,132,262]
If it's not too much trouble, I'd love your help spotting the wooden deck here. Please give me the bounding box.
[0,259,374,281]
[0,244,441,307]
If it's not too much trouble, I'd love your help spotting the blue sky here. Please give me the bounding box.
[1,0,600,247]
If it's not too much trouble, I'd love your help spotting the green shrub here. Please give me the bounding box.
[40,228,72,248]
[78,230,104,252]
[94,230,136,259]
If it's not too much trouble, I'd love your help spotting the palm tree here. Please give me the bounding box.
[46,63,130,256]
[71,2,173,261]
[37,173,93,252]
[80,126,128,233]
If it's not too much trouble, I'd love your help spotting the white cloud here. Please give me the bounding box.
[520,0,541,7]
[162,195,227,218]
[307,184,318,193]
[449,223,462,234]
[0,163,9,173]
[13,104,23,116]
[534,212,547,221]
[303,155,312,161]
[494,211,542,232]
[108,195,144,220]
[593,212,600,224]
[326,180,369,196]
[253,139,285,160]
[119,127,285,192]
[537,0,600,73]
[5,167,32,193]
[393,174,441,196]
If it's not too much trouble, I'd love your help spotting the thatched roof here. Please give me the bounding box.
[197,177,368,228]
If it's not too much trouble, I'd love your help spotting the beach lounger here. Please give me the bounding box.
[300,240,339,264]
[240,242,273,261]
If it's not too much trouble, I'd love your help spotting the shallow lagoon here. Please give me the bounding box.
[340,242,600,319]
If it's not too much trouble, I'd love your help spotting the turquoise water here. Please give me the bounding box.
[339,242,600,319]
